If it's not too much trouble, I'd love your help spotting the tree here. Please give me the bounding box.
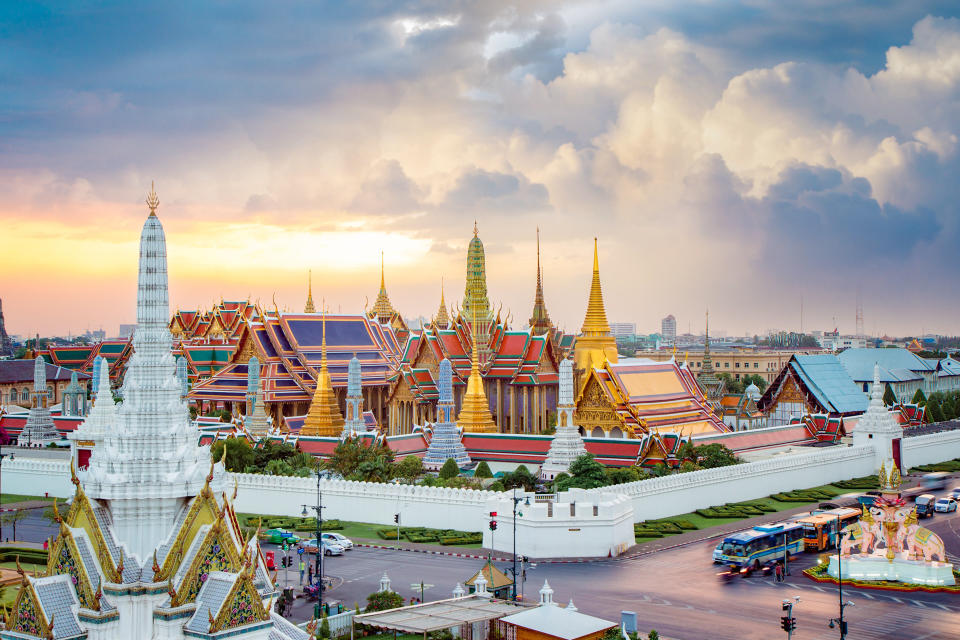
[439,458,460,480]
[926,394,945,423]
[1,510,27,540]
[321,437,395,481]
[882,383,897,407]
[395,455,424,482]
[911,388,927,405]
[474,461,493,479]
[555,454,607,491]
[741,374,768,393]
[717,373,743,395]
[603,466,638,485]
[693,443,738,468]
[210,438,256,473]
[318,615,330,640]
[365,590,404,612]
[502,464,536,491]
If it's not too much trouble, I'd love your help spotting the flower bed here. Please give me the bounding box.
[804,562,960,593]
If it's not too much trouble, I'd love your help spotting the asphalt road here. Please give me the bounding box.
[273,485,960,640]
[5,487,960,639]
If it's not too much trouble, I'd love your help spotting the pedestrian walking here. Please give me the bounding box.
[308,565,313,584]
[299,559,306,585]
[775,562,783,582]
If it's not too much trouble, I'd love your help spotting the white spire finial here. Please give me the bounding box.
[539,580,554,606]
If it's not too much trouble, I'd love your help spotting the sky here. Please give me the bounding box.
[2,1,960,338]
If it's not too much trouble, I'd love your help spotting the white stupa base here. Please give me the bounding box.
[828,552,955,586]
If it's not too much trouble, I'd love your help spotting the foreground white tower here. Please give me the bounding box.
[423,358,471,469]
[84,184,217,561]
[69,356,116,469]
[540,358,587,480]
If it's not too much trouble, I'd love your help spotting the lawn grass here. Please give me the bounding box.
[0,494,54,504]
[236,516,483,549]
[634,482,851,545]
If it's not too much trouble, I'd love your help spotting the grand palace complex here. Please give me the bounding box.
[7,188,932,469]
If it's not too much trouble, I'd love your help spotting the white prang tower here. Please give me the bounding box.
[84,184,217,562]
[343,354,366,437]
[18,356,60,446]
[540,358,587,480]
[852,362,901,471]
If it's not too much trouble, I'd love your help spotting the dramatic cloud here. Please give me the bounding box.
[2,2,960,336]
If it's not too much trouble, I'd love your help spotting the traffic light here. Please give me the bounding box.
[394,513,399,524]
[780,617,790,632]
[790,619,796,632]
[489,511,498,531]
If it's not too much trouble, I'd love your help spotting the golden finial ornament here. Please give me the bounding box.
[146,181,160,216]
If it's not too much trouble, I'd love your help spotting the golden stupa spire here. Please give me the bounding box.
[457,299,497,433]
[304,270,316,313]
[573,238,618,377]
[146,181,160,217]
[433,277,450,329]
[370,251,395,323]
[581,238,611,336]
[300,300,344,436]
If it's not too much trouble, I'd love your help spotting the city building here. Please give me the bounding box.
[660,314,676,346]
[0,359,88,409]
[608,323,636,339]
[498,582,615,640]
[838,347,935,400]
[818,330,869,351]
[117,323,137,338]
[636,347,821,384]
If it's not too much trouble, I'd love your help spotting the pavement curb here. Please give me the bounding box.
[353,543,610,563]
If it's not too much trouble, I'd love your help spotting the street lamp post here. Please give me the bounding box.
[511,490,530,601]
[829,513,852,639]
[301,460,325,612]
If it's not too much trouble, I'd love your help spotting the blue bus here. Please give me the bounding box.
[716,523,804,570]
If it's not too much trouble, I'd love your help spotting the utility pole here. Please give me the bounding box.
[301,459,326,611]
[829,513,852,639]
[780,597,799,638]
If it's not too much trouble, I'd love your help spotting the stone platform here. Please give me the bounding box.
[828,552,956,586]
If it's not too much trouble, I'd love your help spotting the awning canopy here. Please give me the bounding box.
[354,596,531,633]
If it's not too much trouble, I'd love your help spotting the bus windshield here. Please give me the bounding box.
[722,541,746,556]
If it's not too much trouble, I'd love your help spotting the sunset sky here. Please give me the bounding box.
[3,1,960,338]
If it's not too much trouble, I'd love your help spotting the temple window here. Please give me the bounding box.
[22,388,29,401]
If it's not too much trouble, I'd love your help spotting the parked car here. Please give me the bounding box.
[934,498,958,513]
[321,532,353,550]
[303,538,345,556]
[915,494,937,518]
[263,528,301,545]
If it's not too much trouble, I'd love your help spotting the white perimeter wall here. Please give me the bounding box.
[4,431,960,559]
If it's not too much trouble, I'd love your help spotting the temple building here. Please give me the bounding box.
[528,229,552,336]
[540,358,587,480]
[188,311,402,427]
[300,313,345,437]
[17,356,61,446]
[0,298,13,357]
[696,311,724,406]
[422,359,471,469]
[387,225,560,435]
[456,318,498,433]
[572,239,618,386]
[367,253,410,343]
[169,299,259,384]
[432,280,451,330]
[46,339,132,386]
[0,359,86,410]
[2,184,303,640]
[757,354,869,426]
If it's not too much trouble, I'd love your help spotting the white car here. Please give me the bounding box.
[322,532,354,550]
[934,498,958,513]
[305,538,345,556]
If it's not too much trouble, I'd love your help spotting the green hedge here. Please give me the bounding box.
[0,549,48,565]
[241,515,344,531]
[912,459,960,473]
[770,489,836,502]
[832,476,880,490]
[440,534,482,546]
[696,503,768,518]
[377,529,400,540]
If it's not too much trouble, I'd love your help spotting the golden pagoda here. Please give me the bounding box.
[304,270,316,313]
[300,308,344,436]
[370,252,395,324]
[528,227,552,336]
[433,278,450,329]
[457,306,497,433]
[573,238,618,377]
[463,222,495,363]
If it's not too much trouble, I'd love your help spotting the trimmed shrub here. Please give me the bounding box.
[377,529,400,540]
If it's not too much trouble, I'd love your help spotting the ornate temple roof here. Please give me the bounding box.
[433,280,450,330]
[189,312,403,405]
[301,313,345,436]
[456,319,497,433]
[370,253,396,324]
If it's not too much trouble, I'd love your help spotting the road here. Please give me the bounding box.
[4,484,960,639]
[273,484,960,640]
